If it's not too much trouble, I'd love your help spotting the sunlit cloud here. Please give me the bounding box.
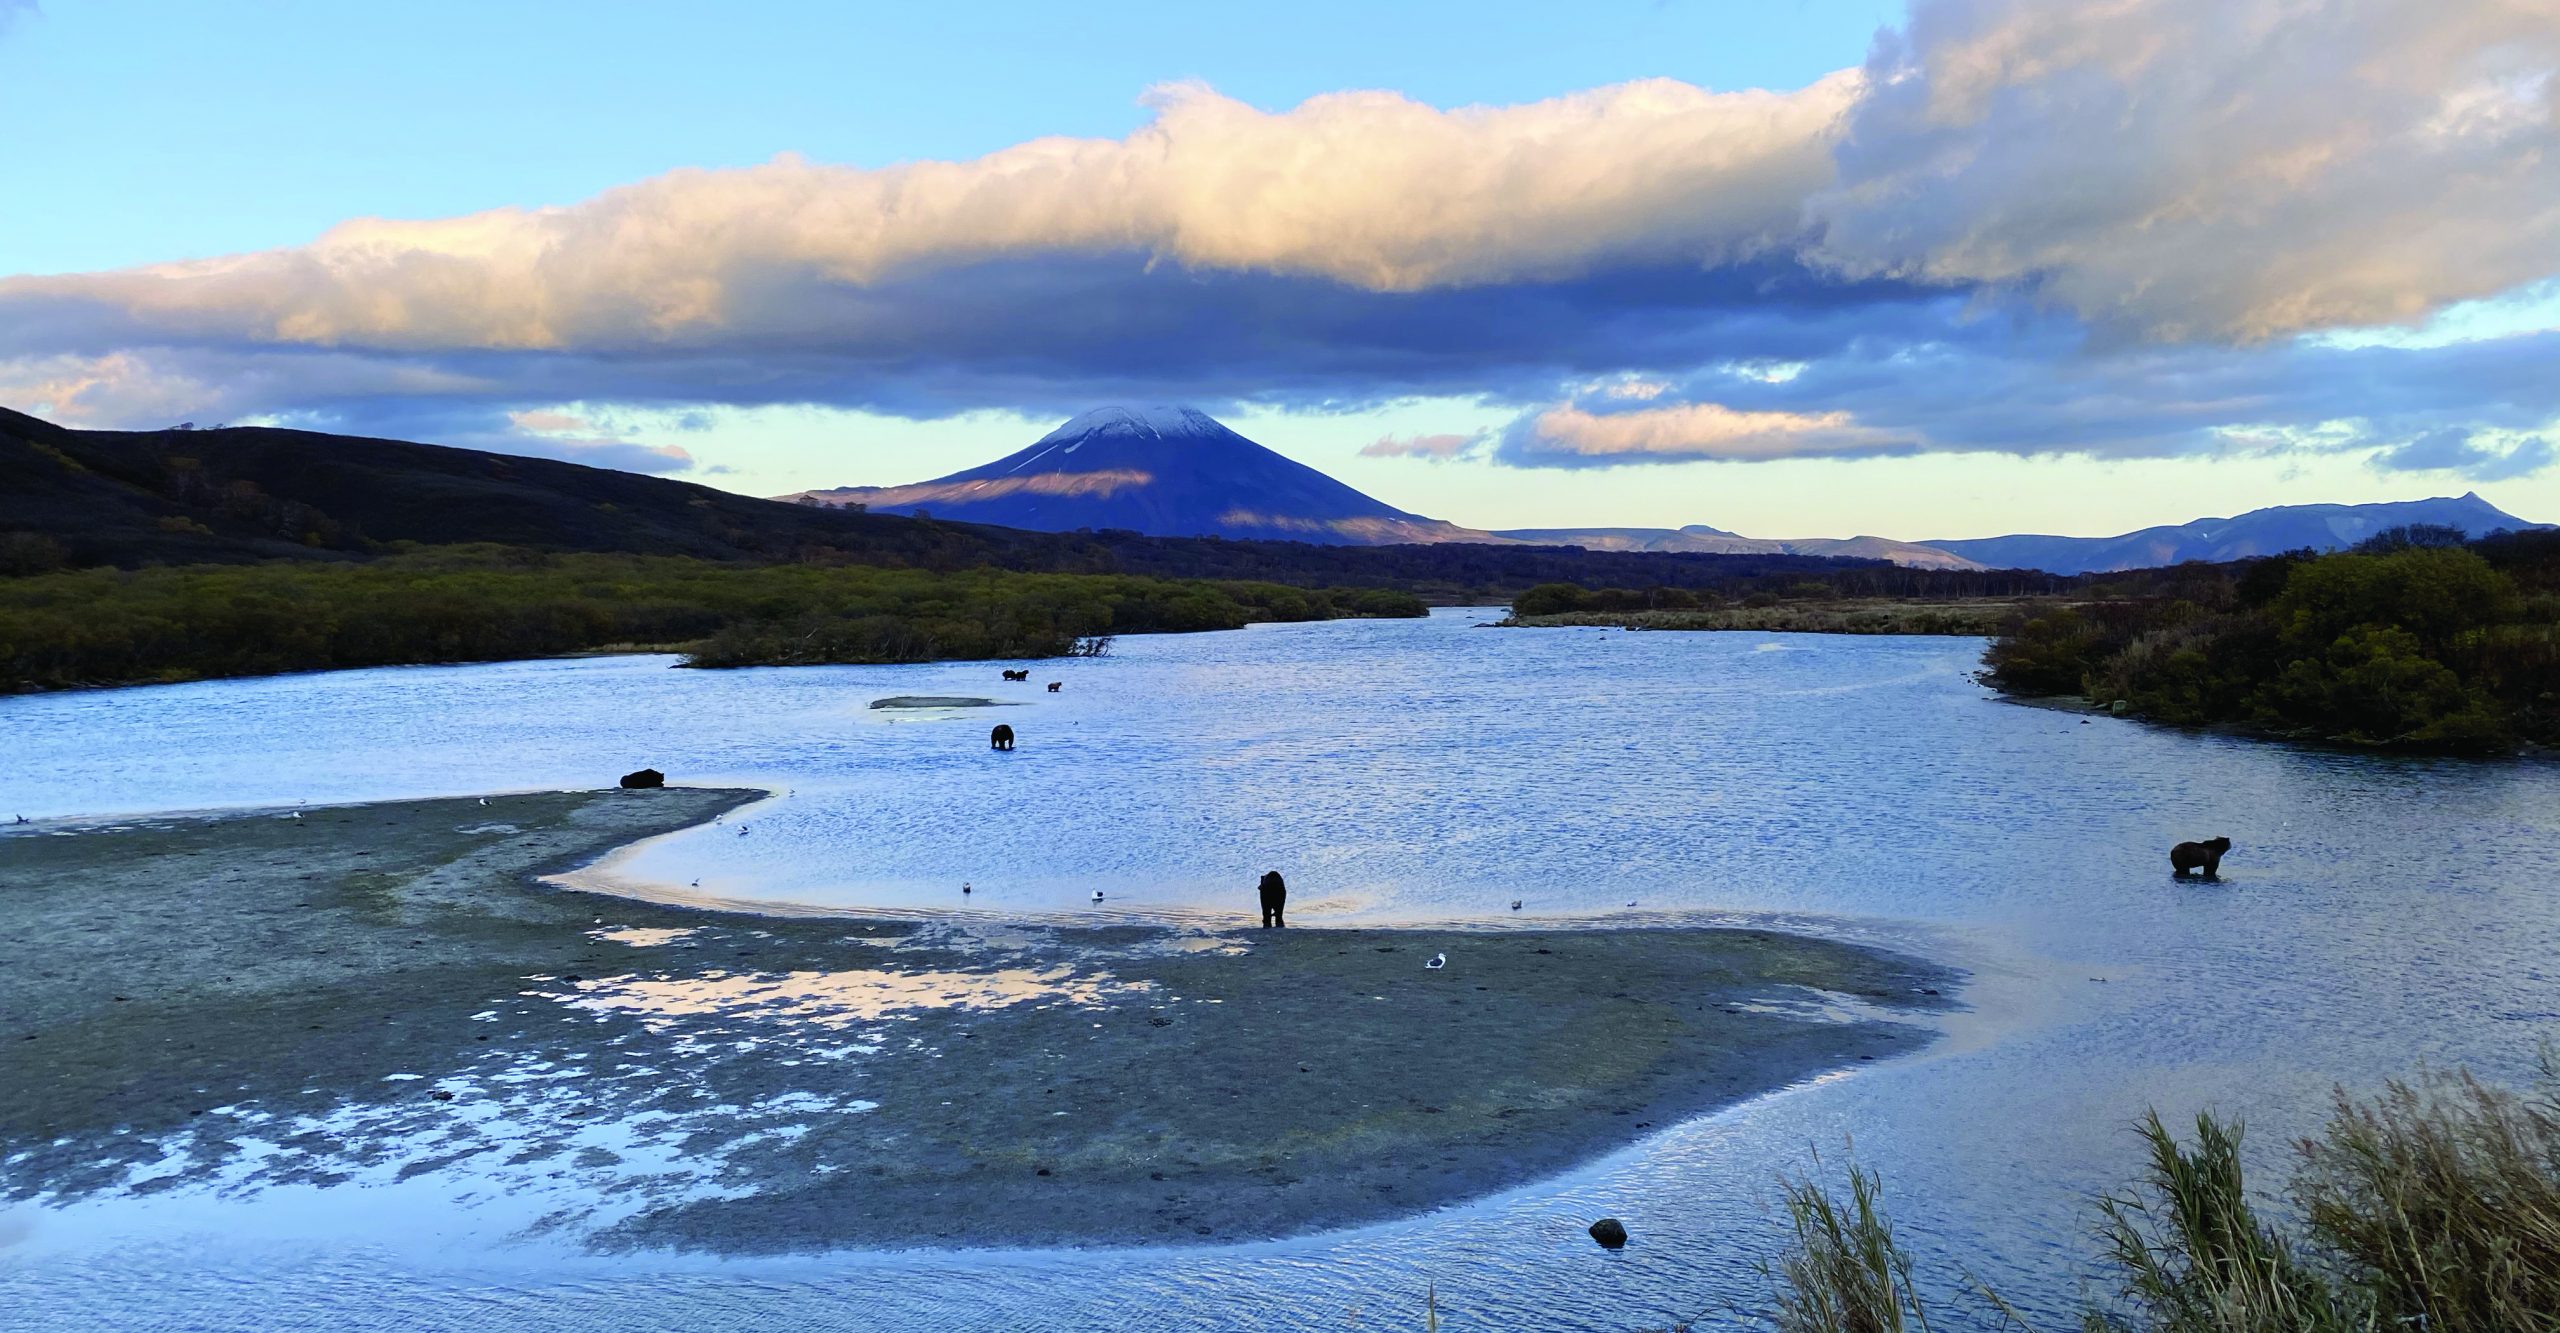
[1360,431,1486,461]
[1808,0,2560,342]
[1504,401,1911,464]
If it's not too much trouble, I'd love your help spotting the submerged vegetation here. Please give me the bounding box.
[1749,1055,2560,1332]
[1985,527,2560,752]
[0,548,1423,691]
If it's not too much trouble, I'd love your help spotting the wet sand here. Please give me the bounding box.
[0,790,1955,1254]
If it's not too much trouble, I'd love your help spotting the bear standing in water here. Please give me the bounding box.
[1257,870,1287,928]
[2170,836,2231,878]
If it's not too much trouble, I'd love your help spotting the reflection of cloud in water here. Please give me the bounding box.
[1728,984,1925,1027]
[587,926,701,948]
[559,966,1153,1029]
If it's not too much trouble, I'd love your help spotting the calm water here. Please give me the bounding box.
[5,609,2557,1330]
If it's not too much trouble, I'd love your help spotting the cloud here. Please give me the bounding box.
[0,0,2555,477]
[1502,400,1912,464]
[1490,321,2560,469]
[1808,0,2560,342]
[2374,426,2558,480]
[0,1,36,36]
[0,75,1851,357]
[1360,431,1485,460]
[482,408,696,474]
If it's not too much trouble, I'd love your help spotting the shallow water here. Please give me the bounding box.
[5,609,2557,1330]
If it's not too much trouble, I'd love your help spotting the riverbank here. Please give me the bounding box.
[1500,599,2035,636]
[0,789,1955,1255]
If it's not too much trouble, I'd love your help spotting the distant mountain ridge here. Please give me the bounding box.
[793,406,1504,546]
[794,407,2550,572]
[1493,524,1986,571]
[1922,493,2550,574]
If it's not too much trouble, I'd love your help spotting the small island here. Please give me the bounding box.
[0,789,1954,1254]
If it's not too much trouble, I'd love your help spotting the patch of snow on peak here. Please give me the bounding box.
[1041,405,1223,443]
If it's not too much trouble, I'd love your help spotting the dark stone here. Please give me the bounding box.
[1589,1217,1629,1249]
[619,768,665,789]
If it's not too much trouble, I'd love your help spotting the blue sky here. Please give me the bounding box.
[3,0,2556,538]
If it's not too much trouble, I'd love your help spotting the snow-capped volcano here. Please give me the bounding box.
[789,406,1503,545]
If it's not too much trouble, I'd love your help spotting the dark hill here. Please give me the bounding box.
[0,403,981,569]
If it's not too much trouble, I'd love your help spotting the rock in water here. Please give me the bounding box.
[1588,1218,1629,1249]
[619,768,665,789]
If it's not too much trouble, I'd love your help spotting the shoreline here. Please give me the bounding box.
[1497,602,2029,637]
[2,789,1959,1257]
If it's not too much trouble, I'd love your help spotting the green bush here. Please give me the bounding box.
[1985,540,2551,752]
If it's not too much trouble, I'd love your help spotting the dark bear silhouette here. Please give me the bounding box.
[1047,681,1062,692]
[1002,669,1029,682]
[619,768,664,789]
[990,724,1015,751]
[2170,836,2231,878]
[1257,870,1287,928]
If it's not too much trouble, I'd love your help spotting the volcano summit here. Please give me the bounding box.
[790,407,1500,545]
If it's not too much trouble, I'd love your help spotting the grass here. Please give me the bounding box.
[0,548,1425,691]
[2294,1062,2560,1331]
[1768,1158,1937,1333]
[1753,1053,2560,1332]
[2082,1113,2361,1333]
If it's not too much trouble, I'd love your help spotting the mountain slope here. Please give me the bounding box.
[1923,494,2549,574]
[793,406,1504,545]
[1496,524,1985,570]
[0,404,1055,569]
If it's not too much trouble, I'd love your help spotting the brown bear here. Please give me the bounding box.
[990,724,1015,751]
[2169,836,2231,878]
[1256,870,1287,928]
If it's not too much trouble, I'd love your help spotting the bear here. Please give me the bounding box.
[619,768,664,789]
[990,724,1015,751]
[2170,836,2231,878]
[1002,669,1029,682]
[1047,681,1062,693]
[1257,870,1287,928]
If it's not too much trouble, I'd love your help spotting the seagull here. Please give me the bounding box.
[1626,900,1637,908]
[738,826,749,837]
[478,797,488,806]
[290,811,302,821]
[1091,891,1105,903]
[1509,900,1521,911]
[690,878,701,888]
[1425,953,1447,970]
[12,815,25,825]
[962,882,972,895]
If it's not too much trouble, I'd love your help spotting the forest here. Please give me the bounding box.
[1983,526,2560,751]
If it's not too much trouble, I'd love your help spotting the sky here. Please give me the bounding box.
[3,0,2557,540]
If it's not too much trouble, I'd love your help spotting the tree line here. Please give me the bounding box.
[1984,526,2560,752]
